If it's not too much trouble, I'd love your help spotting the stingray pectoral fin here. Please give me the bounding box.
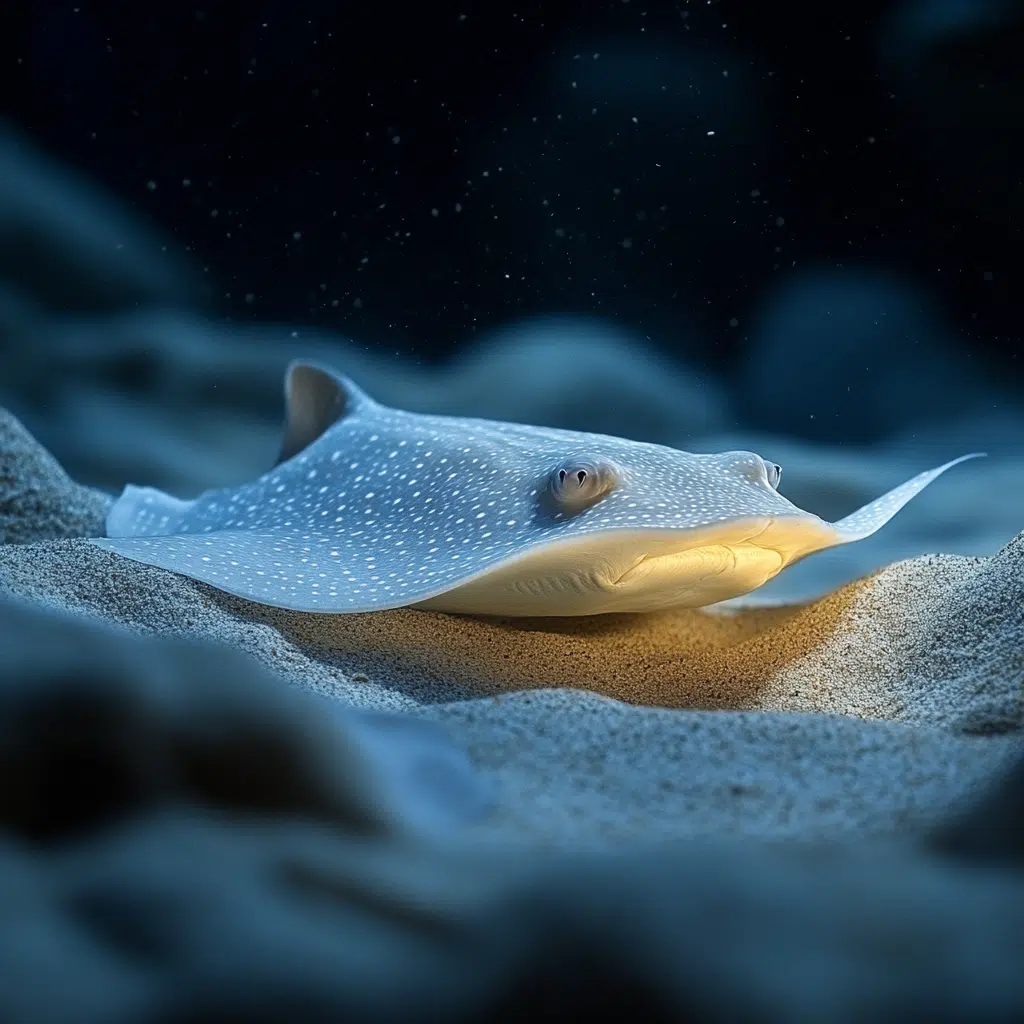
[104,484,195,538]
[828,452,986,544]
[89,528,468,613]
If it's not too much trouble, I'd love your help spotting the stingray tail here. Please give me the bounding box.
[104,484,195,538]
[830,452,986,543]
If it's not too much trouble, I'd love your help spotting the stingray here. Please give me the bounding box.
[91,360,983,616]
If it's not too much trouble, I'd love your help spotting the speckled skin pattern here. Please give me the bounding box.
[91,362,981,615]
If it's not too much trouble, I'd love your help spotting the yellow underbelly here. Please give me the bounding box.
[415,541,786,617]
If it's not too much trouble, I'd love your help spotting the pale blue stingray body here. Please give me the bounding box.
[91,361,983,616]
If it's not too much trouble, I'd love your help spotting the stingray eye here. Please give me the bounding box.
[547,457,615,513]
[718,451,781,488]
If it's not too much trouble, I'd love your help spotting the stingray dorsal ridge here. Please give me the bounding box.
[275,360,374,465]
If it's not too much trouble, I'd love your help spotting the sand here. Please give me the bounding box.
[2,406,1021,851]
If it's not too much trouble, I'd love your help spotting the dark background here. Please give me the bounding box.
[7,0,1022,375]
